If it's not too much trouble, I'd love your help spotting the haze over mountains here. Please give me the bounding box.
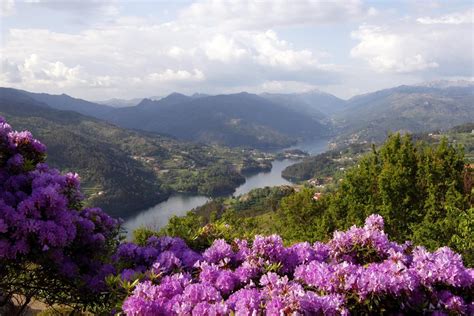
[4,80,472,148]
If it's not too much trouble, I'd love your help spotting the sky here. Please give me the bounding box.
[1,0,473,100]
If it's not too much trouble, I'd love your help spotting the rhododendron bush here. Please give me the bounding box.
[0,117,472,315]
[0,117,121,313]
[118,215,473,315]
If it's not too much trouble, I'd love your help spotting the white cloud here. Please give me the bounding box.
[179,0,367,30]
[1,15,339,98]
[351,25,439,73]
[1,0,15,16]
[259,80,318,93]
[0,59,21,82]
[167,46,187,59]
[9,54,87,87]
[350,14,473,75]
[417,9,473,25]
[251,30,317,70]
[203,35,248,62]
[3,1,471,99]
[147,69,205,82]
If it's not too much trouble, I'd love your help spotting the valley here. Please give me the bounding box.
[124,137,328,235]
[1,81,472,224]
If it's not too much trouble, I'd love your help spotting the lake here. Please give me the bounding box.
[123,138,328,234]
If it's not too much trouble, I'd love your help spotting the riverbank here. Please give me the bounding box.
[123,138,329,235]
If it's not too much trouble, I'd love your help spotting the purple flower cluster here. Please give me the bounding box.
[114,236,202,280]
[123,214,473,315]
[0,116,120,292]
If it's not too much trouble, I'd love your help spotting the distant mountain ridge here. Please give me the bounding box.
[6,88,330,149]
[18,89,114,117]
[333,83,474,143]
[3,81,472,148]
[415,79,474,89]
[114,92,329,149]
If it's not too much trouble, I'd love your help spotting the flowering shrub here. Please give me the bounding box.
[122,215,473,315]
[0,117,121,312]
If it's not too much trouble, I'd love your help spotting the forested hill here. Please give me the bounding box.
[0,88,166,218]
[0,88,273,218]
[108,92,329,148]
[334,83,474,143]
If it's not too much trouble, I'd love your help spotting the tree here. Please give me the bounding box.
[326,134,471,263]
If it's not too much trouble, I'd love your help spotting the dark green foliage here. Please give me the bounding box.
[282,143,368,182]
[275,188,333,243]
[165,164,245,196]
[326,134,472,262]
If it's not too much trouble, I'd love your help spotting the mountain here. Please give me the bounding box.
[96,97,146,108]
[137,92,191,109]
[97,94,207,108]
[107,92,329,149]
[334,84,474,143]
[18,89,114,118]
[260,90,347,119]
[16,89,328,149]
[0,88,273,218]
[0,88,164,218]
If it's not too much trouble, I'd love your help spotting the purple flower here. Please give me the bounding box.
[227,288,262,315]
[203,239,234,264]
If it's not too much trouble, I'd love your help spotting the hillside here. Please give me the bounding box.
[0,88,273,218]
[260,89,347,120]
[20,89,114,118]
[334,84,474,143]
[106,92,329,149]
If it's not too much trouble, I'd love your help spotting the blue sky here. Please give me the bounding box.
[1,0,473,100]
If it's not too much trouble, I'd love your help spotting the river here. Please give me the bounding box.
[124,138,328,234]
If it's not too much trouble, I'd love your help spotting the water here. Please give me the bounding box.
[124,194,210,234]
[285,137,329,155]
[232,159,294,196]
[124,138,328,234]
